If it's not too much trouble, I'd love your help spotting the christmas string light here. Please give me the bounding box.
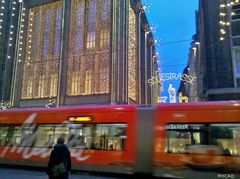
[137,1,150,14]
[219,0,228,41]
[219,0,238,41]
[24,8,34,64]
[0,0,6,37]
[17,0,26,63]
[128,5,137,100]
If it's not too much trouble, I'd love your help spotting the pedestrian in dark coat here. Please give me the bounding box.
[47,137,71,179]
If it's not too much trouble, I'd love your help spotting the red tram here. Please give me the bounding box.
[0,101,239,178]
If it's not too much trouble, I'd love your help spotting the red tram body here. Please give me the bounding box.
[0,101,239,178]
[153,101,240,178]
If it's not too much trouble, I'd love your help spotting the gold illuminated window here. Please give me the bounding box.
[50,74,58,97]
[70,72,81,95]
[85,70,92,94]
[26,77,34,98]
[38,75,47,98]
[100,29,110,47]
[87,32,95,49]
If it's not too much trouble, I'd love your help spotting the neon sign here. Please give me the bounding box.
[148,73,197,86]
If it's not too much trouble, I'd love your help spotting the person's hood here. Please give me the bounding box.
[54,144,68,152]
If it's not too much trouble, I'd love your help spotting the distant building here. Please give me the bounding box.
[182,0,240,101]
[0,0,159,108]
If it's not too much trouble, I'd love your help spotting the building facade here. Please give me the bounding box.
[182,0,240,101]
[0,0,159,108]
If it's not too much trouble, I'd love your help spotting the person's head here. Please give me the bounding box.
[57,137,65,145]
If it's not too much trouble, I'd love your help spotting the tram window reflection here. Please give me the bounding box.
[210,123,240,156]
[34,125,54,147]
[54,124,69,145]
[166,123,205,153]
[67,123,127,151]
[0,126,8,146]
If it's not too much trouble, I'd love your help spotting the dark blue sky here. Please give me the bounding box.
[144,0,199,103]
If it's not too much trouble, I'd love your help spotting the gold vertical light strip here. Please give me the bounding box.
[67,0,111,96]
[98,0,111,94]
[128,5,137,101]
[21,9,34,99]
[21,1,63,99]
[219,0,229,41]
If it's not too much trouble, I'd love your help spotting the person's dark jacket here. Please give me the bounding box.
[47,144,71,179]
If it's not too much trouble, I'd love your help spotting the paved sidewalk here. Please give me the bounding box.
[0,168,119,179]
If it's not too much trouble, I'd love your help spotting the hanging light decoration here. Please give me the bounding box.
[0,100,10,110]
[137,1,150,14]
[219,0,237,41]
[23,9,34,64]
[219,0,228,41]
[0,0,6,38]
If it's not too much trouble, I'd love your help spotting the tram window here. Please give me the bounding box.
[5,126,21,146]
[210,123,240,156]
[67,123,127,151]
[22,124,37,147]
[0,126,8,146]
[166,123,205,153]
[54,124,69,145]
[68,124,91,148]
[34,125,54,147]
[4,124,37,147]
[94,124,127,151]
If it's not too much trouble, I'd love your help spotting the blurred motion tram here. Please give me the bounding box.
[0,101,239,178]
